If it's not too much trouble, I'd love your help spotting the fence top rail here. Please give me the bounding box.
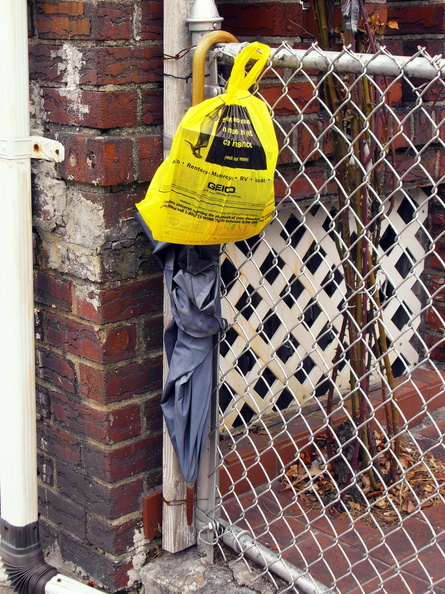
[220,42,445,80]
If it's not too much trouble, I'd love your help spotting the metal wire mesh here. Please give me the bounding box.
[203,42,445,593]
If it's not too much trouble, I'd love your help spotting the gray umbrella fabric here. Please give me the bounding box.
[136,213,222,485]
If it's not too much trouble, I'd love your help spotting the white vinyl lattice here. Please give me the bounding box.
[220,191,429,430]
[195,42,445,594]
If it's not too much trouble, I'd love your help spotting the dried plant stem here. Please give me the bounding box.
[308,0,401,493]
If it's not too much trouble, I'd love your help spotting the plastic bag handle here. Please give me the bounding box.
[226,42,270,93]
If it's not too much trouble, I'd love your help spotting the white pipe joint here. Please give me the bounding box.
[186,0,223,36]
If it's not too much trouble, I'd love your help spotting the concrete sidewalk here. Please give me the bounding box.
[0,565,12,594]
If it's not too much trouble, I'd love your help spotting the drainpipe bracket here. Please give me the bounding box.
[187,17,223,32]
[0,136,65,162]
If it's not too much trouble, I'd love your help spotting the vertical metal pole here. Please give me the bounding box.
[0,0,38,529]
[189,30,237,563]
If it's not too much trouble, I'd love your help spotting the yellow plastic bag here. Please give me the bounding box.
[136,42,278,245]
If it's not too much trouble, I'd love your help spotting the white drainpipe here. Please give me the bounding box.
[0,2,102,592]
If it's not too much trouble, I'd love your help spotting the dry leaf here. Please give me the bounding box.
[286,464,301,479]
[387,20,399,29]
[398,454,415,469]
[402,498,416,514]
[300,450,312,464]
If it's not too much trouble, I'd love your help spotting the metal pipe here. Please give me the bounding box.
[221,43,445,80]
[191,31,238,106]
[219,520,331,594]
[0,0,39,534]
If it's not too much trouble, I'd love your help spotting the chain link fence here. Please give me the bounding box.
[198,42,445,593]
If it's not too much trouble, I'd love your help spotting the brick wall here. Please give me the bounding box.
[29,1,164,590]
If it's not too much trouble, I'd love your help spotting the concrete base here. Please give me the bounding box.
[0,562,12,594]
[140,547,276,594]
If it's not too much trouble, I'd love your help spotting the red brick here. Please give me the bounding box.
[142,88,163,126]
[36,385,52,419]
[423,333,445,362]
[140,2,163,40]
[302,4,344,40]
[295,119,324,163]
[82,435,162,482]
[38,454,54,486]
[439,109,445,143]
[275,127,294,166]
[87,516,140,556]
[431,212,445,237]
[219,2,305,37]
[65,188,147,230]
[137,135,163,182]
[57,133,135,186]
[386,5,445,35]
[419,418,445,440]
[88,3,133,40]
[36,348,76,394]
[403,39,445,62]
[427,275,445,303]
[382,39,404,56]
[39,487,86,538]
[79,356,163,403]
[28,1,35,37]
[144,393,163,431]
[37,2,84,16]
[385,148,437,188]
[42,88,137,129]
[35,308,44,342]
[385,79,403,106]
[36,2,91,38]
[57,463,144,518]
[34,270,73,311]
[275,164,326,203]
[260,82,319,115]
[386,107,412,151]
[142,315,164,352]
[438,149,445,188]
[47,313,137,363]
[51,392,141,443]
[75,277,163,324]
[57,533,133,590]
[36,2,133,40]
[37,422,81,466]
[78,46,163,85]
[429,244,445,270]
[29,44,66,82]
[103,189,147,228]
[413,108,439,147]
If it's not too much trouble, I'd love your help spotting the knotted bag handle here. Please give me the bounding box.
[226,42,270,94]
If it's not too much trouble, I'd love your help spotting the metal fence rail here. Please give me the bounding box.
[197,41,445,593]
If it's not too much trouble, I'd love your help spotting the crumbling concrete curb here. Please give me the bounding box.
[0,563,13,594]
[140,547,276,594]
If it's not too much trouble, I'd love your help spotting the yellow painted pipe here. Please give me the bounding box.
[192,30,238,106]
